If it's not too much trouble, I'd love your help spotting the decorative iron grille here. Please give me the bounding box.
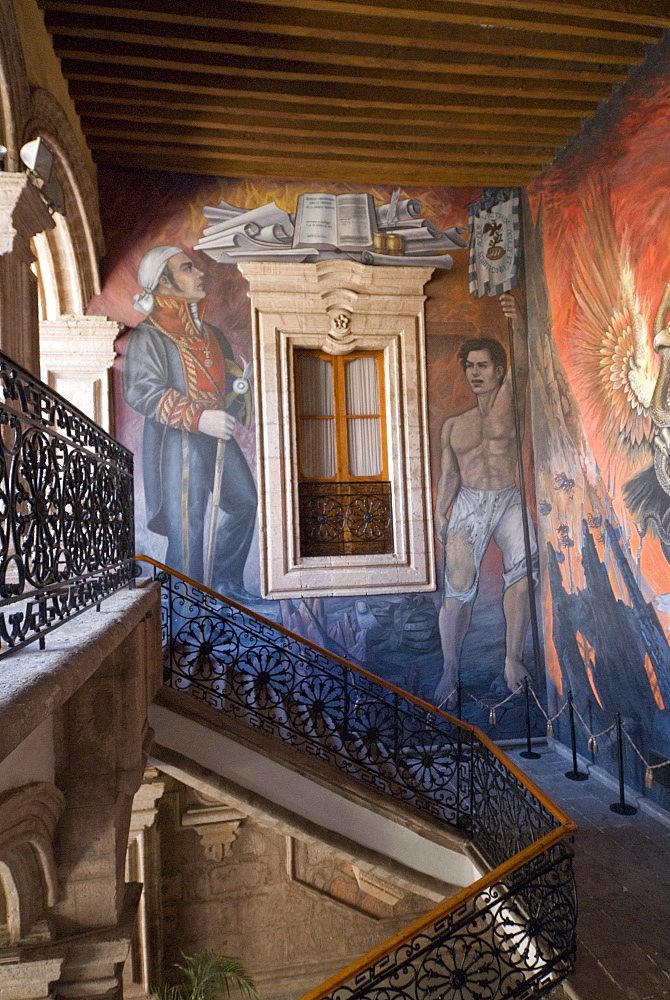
[141,558,577,1000]
[0,352,135,655]
[325,842,575,1000]
[298,481,393,556]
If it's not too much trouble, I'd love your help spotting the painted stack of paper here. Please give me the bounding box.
[196,191,468,268]
[195,200,317,263]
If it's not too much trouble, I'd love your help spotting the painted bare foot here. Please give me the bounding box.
[434,671,458,710]
[503,657,531,693]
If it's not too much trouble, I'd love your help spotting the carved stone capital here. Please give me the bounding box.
[182,803,246,862]
[129,769,166,835]
[0,174,54,258]
[39,315,122,430]
[39,315,121,368]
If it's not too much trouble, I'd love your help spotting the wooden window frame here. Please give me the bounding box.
[295,348,388,483]
[296,348,392,557]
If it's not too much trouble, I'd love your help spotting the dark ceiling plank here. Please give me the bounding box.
[39,0,667,41]
[71,88,581,135]
[81,124,556,166]
[90,144,538,185]
[63,67,597,118]
[460,0,670,30]
[77,106,569,148]
[53,44,613,103]
[183,0,667,43]
[46,22,630,85]
[38,1,650,64]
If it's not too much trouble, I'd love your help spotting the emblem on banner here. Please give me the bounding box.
[468,189,520,299]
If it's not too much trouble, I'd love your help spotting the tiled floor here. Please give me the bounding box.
[513,742,670,1000]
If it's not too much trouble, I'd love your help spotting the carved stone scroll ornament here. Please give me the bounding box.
[322,308,355,354]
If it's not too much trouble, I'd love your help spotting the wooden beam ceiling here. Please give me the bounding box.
[39,0,670,185]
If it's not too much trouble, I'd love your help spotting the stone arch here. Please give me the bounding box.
[33,211,84,319]
[22,89,120,430]
[0,0,30,171]
[0,782,64,944]
[23,88,103,310]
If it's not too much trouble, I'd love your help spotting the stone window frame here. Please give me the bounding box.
[239,260,436,599]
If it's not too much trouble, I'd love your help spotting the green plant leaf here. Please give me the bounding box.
[169,949,259,1000]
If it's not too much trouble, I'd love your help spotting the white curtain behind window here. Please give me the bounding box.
[297,355,335,478]
[345,357,381,477]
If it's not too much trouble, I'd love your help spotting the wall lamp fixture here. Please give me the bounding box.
[19,138,65,216]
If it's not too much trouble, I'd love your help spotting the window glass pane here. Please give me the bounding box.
[345,356,379,415]
[297,355,334,415]
[347,418,382,476]
[300,418,335,478]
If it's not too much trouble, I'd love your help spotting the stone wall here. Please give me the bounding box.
[156,778,437,1000]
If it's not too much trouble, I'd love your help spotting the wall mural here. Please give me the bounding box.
[92,172,541,737]
[526,33,670,798]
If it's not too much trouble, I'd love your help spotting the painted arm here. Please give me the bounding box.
[434,417,460,544]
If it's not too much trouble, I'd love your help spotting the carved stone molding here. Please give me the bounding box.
[238,259,436,598]
[0,782,64,944]
[289,839,407,919]
[39,315,122,430]
[0,0,31,171]
[24,87,103,302]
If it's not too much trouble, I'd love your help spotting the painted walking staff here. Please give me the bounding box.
[433,294,539,705]
[123,245,258,602]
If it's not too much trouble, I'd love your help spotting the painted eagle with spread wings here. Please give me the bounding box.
[570,179,670,556]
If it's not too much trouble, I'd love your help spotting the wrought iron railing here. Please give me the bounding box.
[139,556,577,1000]
[298,481,393,556]
[0,352,135,654]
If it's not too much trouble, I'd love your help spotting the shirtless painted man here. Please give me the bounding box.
[433,293,538,706]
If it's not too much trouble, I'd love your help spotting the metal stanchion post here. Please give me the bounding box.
[520,677,541,759]
[610,712,637,815]
[565,690,588,781]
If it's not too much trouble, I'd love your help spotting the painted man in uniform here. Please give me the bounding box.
[123,245,258,601]
[434,293,538,705]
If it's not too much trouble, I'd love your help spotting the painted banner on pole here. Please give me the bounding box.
[468,188,520,298]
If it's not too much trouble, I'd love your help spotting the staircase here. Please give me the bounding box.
[138,556,578,1000]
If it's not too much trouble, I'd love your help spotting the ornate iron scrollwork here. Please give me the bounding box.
[298,481,393,556]
[0,353,135,655]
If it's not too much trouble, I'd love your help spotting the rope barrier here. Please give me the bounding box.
[450,678,670,789]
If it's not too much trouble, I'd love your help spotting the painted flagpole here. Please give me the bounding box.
[506,303,544,686]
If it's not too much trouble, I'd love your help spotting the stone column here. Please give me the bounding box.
[39,316,122,432]
[0,174,54,374]
[50,604,162,1000]
[123,769,166,996]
